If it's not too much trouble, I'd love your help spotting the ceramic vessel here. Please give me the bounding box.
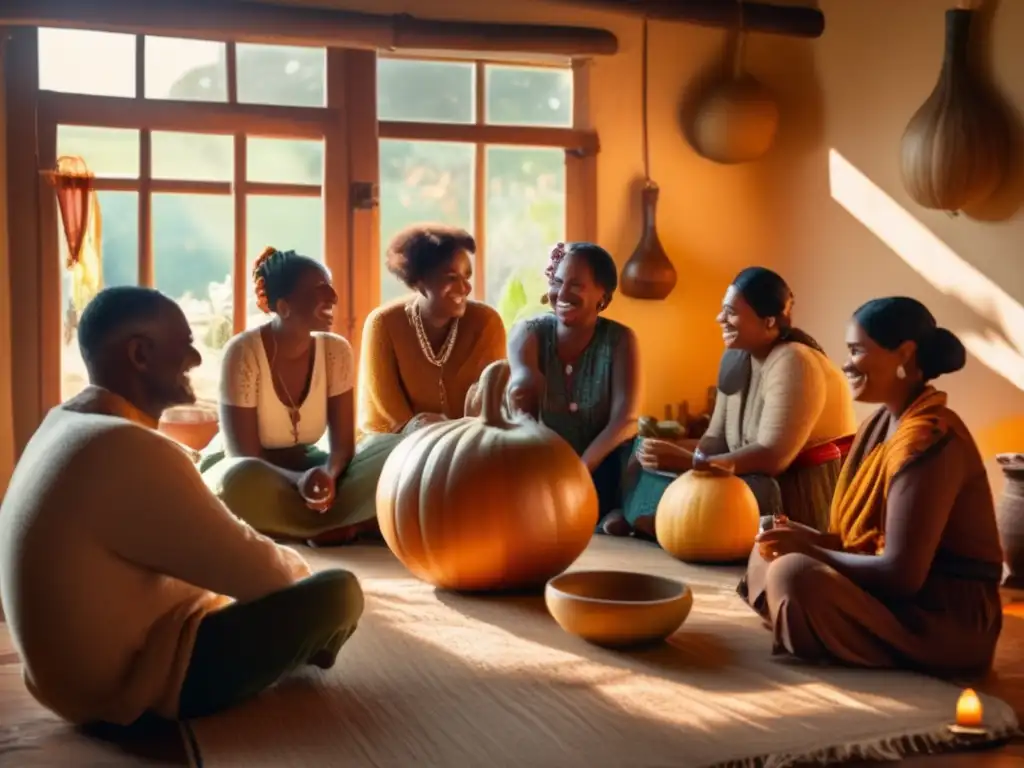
[996,454,1024,588]
[545,570,693,648]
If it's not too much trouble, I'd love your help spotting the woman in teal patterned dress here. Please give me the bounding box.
[507,242,641,535]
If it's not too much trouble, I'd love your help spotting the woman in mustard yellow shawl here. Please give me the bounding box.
[739,297,1004,675]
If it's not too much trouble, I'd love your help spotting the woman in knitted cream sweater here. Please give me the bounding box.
[202,248,396,546]
[637,267,857,532]
[357,224,506,439]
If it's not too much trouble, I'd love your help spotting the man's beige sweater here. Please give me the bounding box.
[0,401,312,725]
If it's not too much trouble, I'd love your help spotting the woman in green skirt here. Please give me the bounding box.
[200,247,401,546]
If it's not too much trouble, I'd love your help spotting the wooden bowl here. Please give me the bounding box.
[158,404,219,451]
[545,570,693,648]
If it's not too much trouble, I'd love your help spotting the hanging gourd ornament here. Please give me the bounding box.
[376,360,598,592]
[687,27,779,165]
[899,4,1009,213]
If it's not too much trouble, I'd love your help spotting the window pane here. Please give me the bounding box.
[61,191,139,401]
[484,146,566,304]
[485,65,573,128]
[245,196,324,328]
[145,36,228,102]
[152,131,233,182]
[236,44,326,108]
[377,59,475,124]
[153,194,234,405]
[57,125,140,179]
[39,28,136,98]
[379,140,475,304]
[246,138,324,186]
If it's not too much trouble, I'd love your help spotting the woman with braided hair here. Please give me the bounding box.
[200,247,400,545]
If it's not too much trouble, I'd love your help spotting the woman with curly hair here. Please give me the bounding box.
[358,224,506,436]
[199,247,399,545]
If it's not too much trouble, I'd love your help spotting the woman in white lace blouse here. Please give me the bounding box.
[200,247,400,545]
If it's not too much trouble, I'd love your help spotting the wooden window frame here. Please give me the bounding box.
[5,25,599,455]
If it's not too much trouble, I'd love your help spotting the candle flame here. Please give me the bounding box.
[955,688,983,727]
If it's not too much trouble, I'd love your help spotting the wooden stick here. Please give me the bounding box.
[555,0,826,39]
[0,0,619,57]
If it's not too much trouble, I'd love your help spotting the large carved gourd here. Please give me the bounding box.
[900,6,1008,213]
[376,360,598,592]
[655,470,760,563]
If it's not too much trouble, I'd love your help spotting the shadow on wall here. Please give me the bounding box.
[828,148,1024,458]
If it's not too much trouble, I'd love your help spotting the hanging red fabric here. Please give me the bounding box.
[44,156,94,269]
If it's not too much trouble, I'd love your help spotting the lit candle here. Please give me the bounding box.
[955,688,983,728]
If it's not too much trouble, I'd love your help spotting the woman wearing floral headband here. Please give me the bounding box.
[507,242,641,535]
[199,247,399,545]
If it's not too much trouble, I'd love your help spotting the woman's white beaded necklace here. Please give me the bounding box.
[407,302,459,413]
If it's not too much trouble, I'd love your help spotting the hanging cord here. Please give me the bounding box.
[733,0,747,78]
[641,16,650,181]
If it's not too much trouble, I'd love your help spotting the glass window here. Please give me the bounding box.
[56,125,140,179]
[152,194,234,405]
[61,190,139,401]
[484,146,566,303]
[236,44,326,108]
[245,196,325,328]
[377,59,475,124]
[151,131,233,182]
[144,36,228,102]
[378,140,475,303]
[246,138,324,186]
[38,28,137,98]
[485,65,573,128]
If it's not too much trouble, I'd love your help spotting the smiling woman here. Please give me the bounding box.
[357,224,506,441]
[198,247,398,545]
[631,267,857,539]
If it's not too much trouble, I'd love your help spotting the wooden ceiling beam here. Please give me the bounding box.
[0,0,619,57]
[557,0,825,39]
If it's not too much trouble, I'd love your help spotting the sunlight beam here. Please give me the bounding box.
[828,149,1024,391]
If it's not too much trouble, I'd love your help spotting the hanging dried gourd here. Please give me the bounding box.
[620,17,678,301]
[899,3,1009,213]
[686,2,779,165]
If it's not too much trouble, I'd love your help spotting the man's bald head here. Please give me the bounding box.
[75,287,201,415]
[77,286,177,372]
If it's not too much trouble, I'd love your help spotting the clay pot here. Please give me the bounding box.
[158,404,219,451]
[995,454,1024,588]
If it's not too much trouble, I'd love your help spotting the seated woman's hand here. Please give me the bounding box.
[754,525,817,562]
[506,371,544,418]
[636,438,689,473]
[298,467,335,513]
